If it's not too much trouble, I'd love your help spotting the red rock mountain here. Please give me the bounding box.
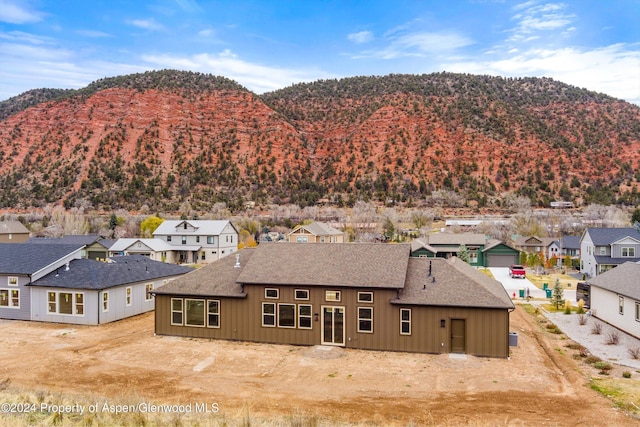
[0,70,638,212]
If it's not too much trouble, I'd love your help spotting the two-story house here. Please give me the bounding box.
[152,220,239,264]
[580,227,640,277]
[512,236,561,262]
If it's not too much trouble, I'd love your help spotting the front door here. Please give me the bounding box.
[321,306,345,346]
[450,319,466,353]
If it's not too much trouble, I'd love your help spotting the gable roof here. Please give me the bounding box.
[583,228,640,246]
[513,236,558,247]
[237,243,411,288]
[153,250,252,297]
[394,257,514,309]
[31,255,193,290]
[109,238,174,252]
[0,221,29,234]
[29,234,105,246]
[587,262,640,300]
[0,243,83,275]
[289,222,343,237]
[153,220,235,236]
[561,235,581,250]
[427,233,487,246]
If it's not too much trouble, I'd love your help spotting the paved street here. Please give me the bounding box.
[489,267,576,302]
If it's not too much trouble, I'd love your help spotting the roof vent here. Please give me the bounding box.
[234,253,241,268]
[65,262,69,271]
[432,276,436,283]
[428,261,432,277]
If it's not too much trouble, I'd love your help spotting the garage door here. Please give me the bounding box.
[487,254,517,267]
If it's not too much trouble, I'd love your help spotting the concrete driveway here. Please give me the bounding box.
[489,268,577,302]
[489,267,545,299]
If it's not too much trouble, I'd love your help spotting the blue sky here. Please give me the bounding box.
[1,0,639,104]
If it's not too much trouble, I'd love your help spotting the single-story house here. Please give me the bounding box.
[587,262,640,340]
[30,255,192,325]
[153,243,514,358]
[109,238,178,263]
[410,234,520,268]
[0,220,30,243]
[580,227,640,277]
[287,221,345,243]
[0,243,84,321]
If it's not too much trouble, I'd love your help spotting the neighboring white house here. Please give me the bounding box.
[109,238,177,263]
[153,220,238,264]
[588,262,640,340]
[580,228,640,277]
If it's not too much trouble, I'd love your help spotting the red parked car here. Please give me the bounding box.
[509,264,526,279]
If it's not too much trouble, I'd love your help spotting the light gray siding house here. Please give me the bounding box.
[580,228,640,277]
[153,220,239,264]
[588,262,640,339]
[0,243,84,321]
[29,255,193,325]
[109,238,177,263]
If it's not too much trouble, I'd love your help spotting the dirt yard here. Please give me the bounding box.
[0,306,638,426]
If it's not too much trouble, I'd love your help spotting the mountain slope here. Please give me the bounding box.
[0,70,638,212]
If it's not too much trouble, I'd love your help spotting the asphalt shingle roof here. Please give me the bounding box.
[587,262,640,300]
[236,243,411,288]
[0,243,84,275]
[153,250,252,297]
[31,255,193,290]
[585,228,640,246]
[153,220,233,236]
[29,235,104,246]
[394,257,514,308]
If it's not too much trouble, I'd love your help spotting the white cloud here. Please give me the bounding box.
[354,31,474,60]
[0,0,43,24]
[509,1,574,39]
[141,50,334,93]
[76,30,113,38]
[128,18,164,31]
[347,31,373,44]
[444,44,640,105]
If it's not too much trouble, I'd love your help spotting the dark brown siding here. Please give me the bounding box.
[155,285,511,358]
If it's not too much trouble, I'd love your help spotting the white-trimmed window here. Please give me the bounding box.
[185,299,205,327]
[207,300,220,328]
[295,289,309,300]
[167,235,172,242]
[325,290,341,302]
[7,276,18,286]
[47,292,56,313]
[145,283,153,301]
[265,288,279,299]
[171,298,183,325]
[622,247,635,257]
[400,308,411,335]
[636,302,640,322]
[599,247,606,255]
[102,291,109,312]
[469,250,478,264]
[0,289,19,308]
[125,287,132,306]
[358,307,373,333]
[298,304,312,329]
[262,302,276,327]
[207,236,215,244]
[181,236,187,245]
[278,303,296,328]
[296,236,308,243]
[619,296,624,315]
[357,292,373,303]
[47,291,83,315]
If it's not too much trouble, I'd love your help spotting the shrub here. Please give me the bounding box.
[622,371,632,378]
[545,323,562,334]
[585,355,602,364]
[605,331,620,345]
[594,361,612,374]
[576,299,585,314]
[563,300,572,314]
[591,323,602,335]
[578,314,588,325]
[628,347,640,359]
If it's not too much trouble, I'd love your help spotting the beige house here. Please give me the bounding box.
[287,222,345,243]
[0,221,30,243]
